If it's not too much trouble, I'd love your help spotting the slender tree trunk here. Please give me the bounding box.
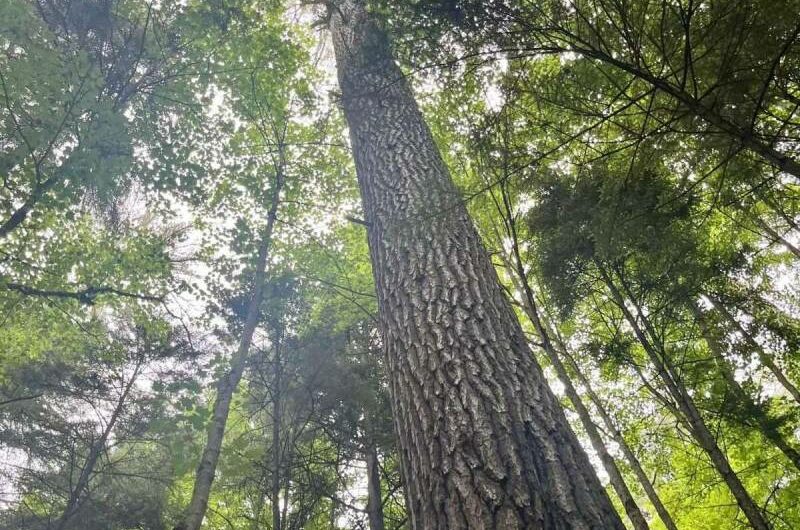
[250,430,278,530]
[250,488,266,530]
[761,195,800,233]
[736,202,800,259]
[272,336,283,530]
[55,360,142,530]
[366,443,386,530]
[490,176,673,529]
[599,267,771,530]
[709,296,800,406]
[513,262,676,529]
[692,304,800,471]
[754,216,800,259]
[558,344,680,530]
[280,446,291,529]
[499,244,649,529]
[329,3,626,528]
[174,163,284,530]
[499,225,676,529]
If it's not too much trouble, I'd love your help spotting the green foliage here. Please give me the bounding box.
[3,0,800,529]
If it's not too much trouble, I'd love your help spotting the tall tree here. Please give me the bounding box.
[709,297,800,406]
[489,184,650,530]
[5,1,800,529]
[174,144,284,530]
[600,266,771,530]
[328,1,625,527]
[692,303,800,471]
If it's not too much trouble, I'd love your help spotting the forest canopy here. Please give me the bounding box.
[1,0,800,529]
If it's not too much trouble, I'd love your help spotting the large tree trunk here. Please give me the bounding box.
[329,2,626,528]
[174,162,284,530]
[599,267,771,530]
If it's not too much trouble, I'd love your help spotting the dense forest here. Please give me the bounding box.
[1,0,800,529]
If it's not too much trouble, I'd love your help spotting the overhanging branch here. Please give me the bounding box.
[3,282,163,305]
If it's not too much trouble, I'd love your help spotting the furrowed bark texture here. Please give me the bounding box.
[330,3,626,528]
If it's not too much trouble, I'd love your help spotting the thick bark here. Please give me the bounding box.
[709,297,800,406]
[599,267,771,530]
[55,361,141,530]
[366,443,386,530]
[499,246,649,530]
[329,3,626,528]
[692,304,800,471]
[174,165,283,530]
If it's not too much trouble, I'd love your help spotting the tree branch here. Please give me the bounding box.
[3,282,163,304]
